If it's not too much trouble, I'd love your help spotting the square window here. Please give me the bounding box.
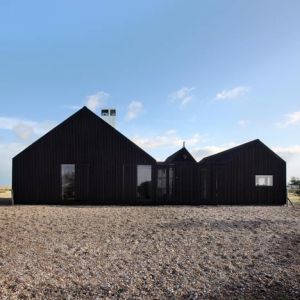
[255,175,273,186]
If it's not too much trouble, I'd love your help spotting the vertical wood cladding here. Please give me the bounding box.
[13,107,155,204]
[12,107,286,205]
[198,140,286,205]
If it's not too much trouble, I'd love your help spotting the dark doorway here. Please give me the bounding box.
[214,166,226,204]
[156,165,175,204]
[200,169,210,201]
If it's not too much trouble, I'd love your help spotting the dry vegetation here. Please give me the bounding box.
[0,205,299,299]
[289,192,300,204]
[0,187,11,199]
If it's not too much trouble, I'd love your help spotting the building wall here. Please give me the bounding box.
[13,108,155,204]
[199,142,286,205]
[12,108,286,205]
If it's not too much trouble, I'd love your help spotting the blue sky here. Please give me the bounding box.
[0,0,300,185]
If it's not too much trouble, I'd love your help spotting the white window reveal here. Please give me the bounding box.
[255,175,273,186]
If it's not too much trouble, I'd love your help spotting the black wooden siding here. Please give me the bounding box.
[198,140,286,205]
[12,107,286,206]
[13,107,156,204]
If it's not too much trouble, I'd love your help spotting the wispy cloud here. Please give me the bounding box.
[132,130,202,150]
[272,145,300,179]
[273,145,300,158]
[191,142,237,161]
[192,141,300,179]
[276,111,300,128]
[215,86,250,100]
[238,119,249,128]
[86,91,110,112]
[0,142,27,184]
[63,105,81,111]
[126,101,143,121]
[170,87,195,106]
[0,117,56,140]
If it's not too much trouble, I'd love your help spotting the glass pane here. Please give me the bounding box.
[61,164,75,200]
[157,168,167,198]
[267,176,273,186]
[256,175,273,186]
[169,167,175,198]
[137,165,152,199]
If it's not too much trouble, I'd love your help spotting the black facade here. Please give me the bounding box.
[162,147,200,204]
[12,107,286,205]
[13,107,156,205]
[198,140,286,205]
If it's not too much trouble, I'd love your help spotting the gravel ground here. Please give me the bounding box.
[0,205,299,300]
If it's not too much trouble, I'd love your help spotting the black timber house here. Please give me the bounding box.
[198,140,286,205]
[13,107,287,205]
[13,107,156,205]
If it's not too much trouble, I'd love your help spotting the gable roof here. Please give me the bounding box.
[165,147,196,163]
[199,139,285,164]
[14,106,156,162]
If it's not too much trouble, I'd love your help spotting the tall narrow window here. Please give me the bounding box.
[255,175,273,186]
[157,168,167,199]
[137,165,152,199]
[61,164,75,200]
[169,167,175,198]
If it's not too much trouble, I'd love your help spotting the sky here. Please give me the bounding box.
[0,0,300,185]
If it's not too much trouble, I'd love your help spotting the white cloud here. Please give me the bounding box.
[191,143,237,161]
[126,101,143,121]
[86,91,110,112]
[12,123,34,140]
[272,145,300,179]
[238,119,249,128]
[0,117,56,140]
[0,143,27,185]
[276,111,300,128]
[170,87,195,106]
[215,86,250,100]
[132,130,202,150]
[63,105,81,111]
[272,145,300,160]
[191,142,300,179]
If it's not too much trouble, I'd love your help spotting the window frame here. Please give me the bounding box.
[255,175,273,187]
[61,164,76,200]
[136,165,152,200]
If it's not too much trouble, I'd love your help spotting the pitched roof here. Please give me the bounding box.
[165,147,196,163]
[199,139,285,164]
[14,106,156,162]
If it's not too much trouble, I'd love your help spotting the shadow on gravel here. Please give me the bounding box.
[19,280,299,300]
[157,218,298,232]
[0,198,12,206]
[215,280,299,300]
